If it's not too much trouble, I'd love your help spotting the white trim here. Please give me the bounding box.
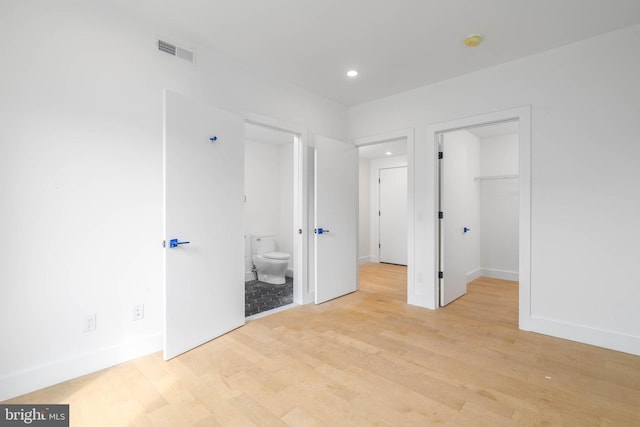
[356,129,410,146]
[355,128,415,306]
[466,269,519,284]
[531,316,640,356]
[466,269,483,283]
[0,334,162,402]
[427,106,531,330]
[359,255,374,264]
[479,269,519,282]
[243,113,309,305]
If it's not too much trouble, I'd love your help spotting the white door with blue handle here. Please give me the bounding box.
[439,130,479,306]
[314,135,358,304]
[163,90,244,360]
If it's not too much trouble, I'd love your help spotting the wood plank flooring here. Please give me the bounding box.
[5,263,640,426]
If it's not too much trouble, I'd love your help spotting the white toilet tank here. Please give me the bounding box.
[251,234,276,255]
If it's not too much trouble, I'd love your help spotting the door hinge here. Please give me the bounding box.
[162,240,166,248]
[378,243,381,249]
[378,178,381,183]
[438,211,443,219]
[438,151,443,159]
[439,271,443,279]
[378,210,381,216]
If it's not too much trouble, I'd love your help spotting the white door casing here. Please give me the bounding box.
[163,90,245,360]
[429,107,530,328]
[314,135,358,304]
[379,166,408,265]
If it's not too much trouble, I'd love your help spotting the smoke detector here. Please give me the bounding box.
[464,34,483,47]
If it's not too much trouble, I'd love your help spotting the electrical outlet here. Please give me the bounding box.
[83,313,96,332]
[133,304,144,321]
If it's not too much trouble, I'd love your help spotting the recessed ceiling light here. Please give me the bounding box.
[346,70,358,77]
[385,151,393,156]
[464,34,483,47]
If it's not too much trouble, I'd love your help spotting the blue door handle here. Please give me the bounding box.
[463,227,471,233]
[315,227,330,234]
[169,238,190,248]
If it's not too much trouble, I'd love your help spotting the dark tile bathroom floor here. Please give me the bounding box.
[245,276,293,317]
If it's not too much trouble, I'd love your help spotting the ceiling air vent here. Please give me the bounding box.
[158,39,176,56]
[157,39,195,64]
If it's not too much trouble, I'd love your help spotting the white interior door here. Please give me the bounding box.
[439,131,480,306]
[314,135,358,304]
[163,90,245,360]
[379,166,407,265]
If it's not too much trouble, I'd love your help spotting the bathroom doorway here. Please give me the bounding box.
[244,122,300,318]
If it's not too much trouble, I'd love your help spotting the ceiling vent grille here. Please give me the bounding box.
[157,39,195,64]
[158,39,176,56]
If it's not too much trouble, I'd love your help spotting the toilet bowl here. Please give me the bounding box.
[251,234,291,285]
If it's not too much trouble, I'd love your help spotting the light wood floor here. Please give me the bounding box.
[5,263,640,426]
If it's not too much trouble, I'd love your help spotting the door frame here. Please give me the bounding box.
[244,113,310,305]
[355,128,415,304]
[428,106,531,330]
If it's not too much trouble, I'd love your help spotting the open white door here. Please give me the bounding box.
[314,135,358,304]
[163,90,244,360]
[379,166,408,265]
[439,131,480,306]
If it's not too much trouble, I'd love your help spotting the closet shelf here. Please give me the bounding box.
[474,174,519,181]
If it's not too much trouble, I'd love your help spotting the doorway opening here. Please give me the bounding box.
[244,122,301,318]
[358,137,409,297]
[437,120,520,309]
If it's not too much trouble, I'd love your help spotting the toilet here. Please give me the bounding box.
[251,234,291,285]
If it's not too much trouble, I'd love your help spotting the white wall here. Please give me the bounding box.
[369,156,408,262]
[349,26,640,355]
[479,134,519,280]
[0,0,346,400]
[358,157,371,263]
[244,140,294,279]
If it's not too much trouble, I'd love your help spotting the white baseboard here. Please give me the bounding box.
[466,269,483,282]
[0,333,162,401]
[408,293,436,310]
[303,291,315,305]
[480,268,519,282]
[530,315,640,356]
[359,255,374,265]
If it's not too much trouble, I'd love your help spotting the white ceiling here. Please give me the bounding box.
[108,0,640,106]
[359,139,407,160]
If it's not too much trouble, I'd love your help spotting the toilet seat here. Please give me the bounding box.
[262,252,290,260]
